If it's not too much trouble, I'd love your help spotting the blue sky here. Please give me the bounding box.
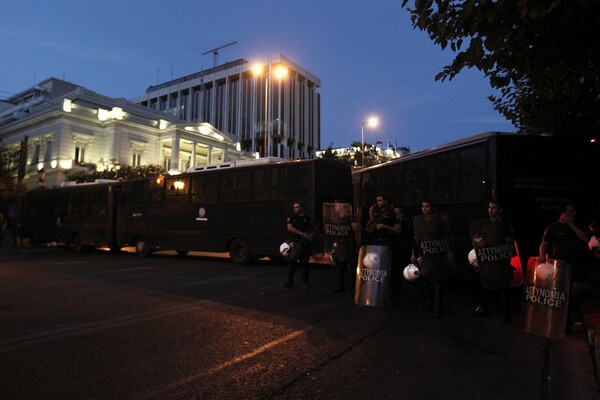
[1,0,515,152]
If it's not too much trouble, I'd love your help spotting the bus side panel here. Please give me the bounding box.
[23,184,114,248]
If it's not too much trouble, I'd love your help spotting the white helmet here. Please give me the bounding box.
[403,263,420,282]
[362,252,380,268]
[536,261,554,282]
[468,249,479,268]
[279,242,290,257]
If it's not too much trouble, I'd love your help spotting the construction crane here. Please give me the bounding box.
[202,41,238,67]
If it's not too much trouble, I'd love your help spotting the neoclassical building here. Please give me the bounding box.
[0,78,253,187]
[132,54,321,159]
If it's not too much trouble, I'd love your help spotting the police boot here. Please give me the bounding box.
[420,282,434,312]
[501,290,512,325]
[433,282,444,318]
[333,264,346,293]
[472,289,491,318]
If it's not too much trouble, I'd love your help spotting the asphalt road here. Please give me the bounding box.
[0,248,598,400]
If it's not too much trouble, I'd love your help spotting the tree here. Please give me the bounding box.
[318,142,396,169]
[401,0,600,139]
[65,164,166,183]
[0,145,16,194]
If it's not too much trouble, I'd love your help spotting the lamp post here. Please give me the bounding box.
[361,117,378,168]
[253,63,288,158]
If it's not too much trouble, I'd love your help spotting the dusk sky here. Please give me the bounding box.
[1,0,515,152]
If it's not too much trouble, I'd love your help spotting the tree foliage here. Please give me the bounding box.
[401,0,600,138]
[319,142,396,169]
[65,164,166,183]
[0,146,16,194]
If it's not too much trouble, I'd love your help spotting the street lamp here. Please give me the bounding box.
[253,63,288,158]
[361,117,378,167]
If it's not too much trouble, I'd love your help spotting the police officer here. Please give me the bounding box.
[367,193,399,247]
[283,201,313,290]
[411,200,453,317]
[471,202,516,324]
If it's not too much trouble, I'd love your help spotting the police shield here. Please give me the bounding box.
[322,202,353,265]
[354,245,391,307]
[469,219,518,289]
[413,214,455,279]
[521,257,572,340]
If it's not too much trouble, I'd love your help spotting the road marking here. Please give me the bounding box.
[138,330,305,400]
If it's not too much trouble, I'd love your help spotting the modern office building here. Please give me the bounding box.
[0,78,252,187]
[132,54,321,159]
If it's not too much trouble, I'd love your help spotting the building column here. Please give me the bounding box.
[176,91,182,119]
[171,135,180,172]
[191,142,197,168]
[187,85,193,123]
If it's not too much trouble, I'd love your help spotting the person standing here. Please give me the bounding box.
[366,193,399,247]
[538,203,592,332]
[411,200,454,317]
[283,201,313,290]
[470,202,516,324]
[539,203,591,275]
[361,193,399,306]
[328,200,356,294]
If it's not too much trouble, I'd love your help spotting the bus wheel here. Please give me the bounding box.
[135,239,152,257]
[229,239,252,265]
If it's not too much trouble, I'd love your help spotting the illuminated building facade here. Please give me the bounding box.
[0,78,252,187]
[132,54,321,159]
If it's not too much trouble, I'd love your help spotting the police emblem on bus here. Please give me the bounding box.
[196,207,207,221]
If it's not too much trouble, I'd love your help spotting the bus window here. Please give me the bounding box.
[432,152,458,203]
[95,192,108,218]
[289,164,309,199]
[121,180,148,209]
[191,173,219,203]
[219,171,236,203]
[166,177,189,204]
[68,192,86,218]
[204,174,218,203]
[271,166,290,200]
[235,170,252,202]
[252,168,270,201]
[457,145,485,202]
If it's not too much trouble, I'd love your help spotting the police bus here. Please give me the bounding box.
[22,158,353,263]
[353,132,598,276]
[115,157,352,263]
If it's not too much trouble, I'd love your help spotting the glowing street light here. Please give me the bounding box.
[361,117,379,168]
[253,63,288,157]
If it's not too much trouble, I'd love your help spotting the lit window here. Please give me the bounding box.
[74,146,86,164]
[132,152,141,167]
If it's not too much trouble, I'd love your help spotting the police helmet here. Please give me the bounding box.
[403,263,420,282]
